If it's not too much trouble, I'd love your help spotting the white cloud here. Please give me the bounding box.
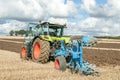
[79,0,120,36]
[79,17,98,28]
[40,0,77,18]
[79,17,120,36]
[0,0,77,21]
[65,16,120,36]
[0,20,27,35]
[0,0,120,36]
[81,0,96,14]
[81,0,120,18]
[0,0,44,21]
[48,17,67,25]
[0,0,77,35]
[64,22,83,36]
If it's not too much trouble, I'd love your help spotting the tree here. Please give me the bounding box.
[9,29,26,36]
[9,30,14,36]
[14,31,19,36]
[18,29,26,36]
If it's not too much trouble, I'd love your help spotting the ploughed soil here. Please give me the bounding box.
[0,41,22,53]
[0,38,24,42]
[83,49,120,66]
[94,43,120,49]
[0,39,120,67]
[1,38,120,49]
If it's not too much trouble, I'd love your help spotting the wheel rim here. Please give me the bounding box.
[21,47,26,59]
[33,43,40,60]
[55,59,60,69]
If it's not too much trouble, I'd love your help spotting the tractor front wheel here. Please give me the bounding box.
[55,56,66,71]
[21,45,27,60]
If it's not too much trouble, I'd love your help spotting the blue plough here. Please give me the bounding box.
[54,36,99,76]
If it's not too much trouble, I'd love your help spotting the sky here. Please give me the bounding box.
[0,0,120,36]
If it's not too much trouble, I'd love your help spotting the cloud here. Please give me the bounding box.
[79,17,118,36]
[40,0,77,18]
[0,0,120,36]
[78,0,120,36]
[81,0,120,18]
[0,0,77,21]
[65,17,120,36]
[0,20,27,35]
[0,0,43,21]
[48,17,67,24]
[81,0,96,14]
[0,0,77,35]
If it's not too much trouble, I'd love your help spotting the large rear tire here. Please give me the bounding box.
[32,38,50,63]
[55,56,66,71]
[21,45,27,60]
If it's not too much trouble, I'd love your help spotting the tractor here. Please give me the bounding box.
[21,22,98,75]
[21,22,70,63]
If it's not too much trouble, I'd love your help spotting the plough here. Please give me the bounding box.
[54,36,99,75]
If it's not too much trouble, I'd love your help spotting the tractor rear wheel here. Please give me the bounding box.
[32,38,50,63]
[21,45,27,60]
[55,56,66,71]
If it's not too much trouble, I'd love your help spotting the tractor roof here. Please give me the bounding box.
[41,22,67,28]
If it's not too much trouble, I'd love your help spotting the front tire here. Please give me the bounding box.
[21,45,27,60]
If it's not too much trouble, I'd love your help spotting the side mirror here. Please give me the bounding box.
[25,31,28,36]
[25,33,28,36]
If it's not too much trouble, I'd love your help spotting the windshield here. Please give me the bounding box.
[28,23,37,30]
[41,24,48,35]
[49,27,63,37]
[26,23,38,37]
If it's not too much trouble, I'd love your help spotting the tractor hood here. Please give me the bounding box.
[41,35,70,44]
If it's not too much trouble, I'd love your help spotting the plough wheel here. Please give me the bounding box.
[55,56,66,71]
[32,38,50,63]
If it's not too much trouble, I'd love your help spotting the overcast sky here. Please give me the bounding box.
[0,0,120,36]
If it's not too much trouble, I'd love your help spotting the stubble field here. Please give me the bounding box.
[0,36,120,80]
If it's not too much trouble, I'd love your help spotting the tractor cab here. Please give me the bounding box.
[40,22,66,37]
[26,23,38,37]
[39,22,70,43]
[26,22,70,44]
[26,22,66,37]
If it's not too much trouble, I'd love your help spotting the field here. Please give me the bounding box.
[0,36,120,80]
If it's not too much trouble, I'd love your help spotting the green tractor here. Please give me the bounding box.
[21,22,70,63]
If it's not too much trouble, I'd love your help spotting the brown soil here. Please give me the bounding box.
[99,39,120,42]
[94,43,120,49]
[0,38,24,42]
[1,38,120,49]
[83,48,120,66]
[0,40,120,66]
[0,41,22,53]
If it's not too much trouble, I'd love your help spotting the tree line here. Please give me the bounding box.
[9,29,26,36]
[96,36,120,39]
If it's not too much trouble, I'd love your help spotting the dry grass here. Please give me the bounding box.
[0,50,120,80]
[0,36,24,39]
